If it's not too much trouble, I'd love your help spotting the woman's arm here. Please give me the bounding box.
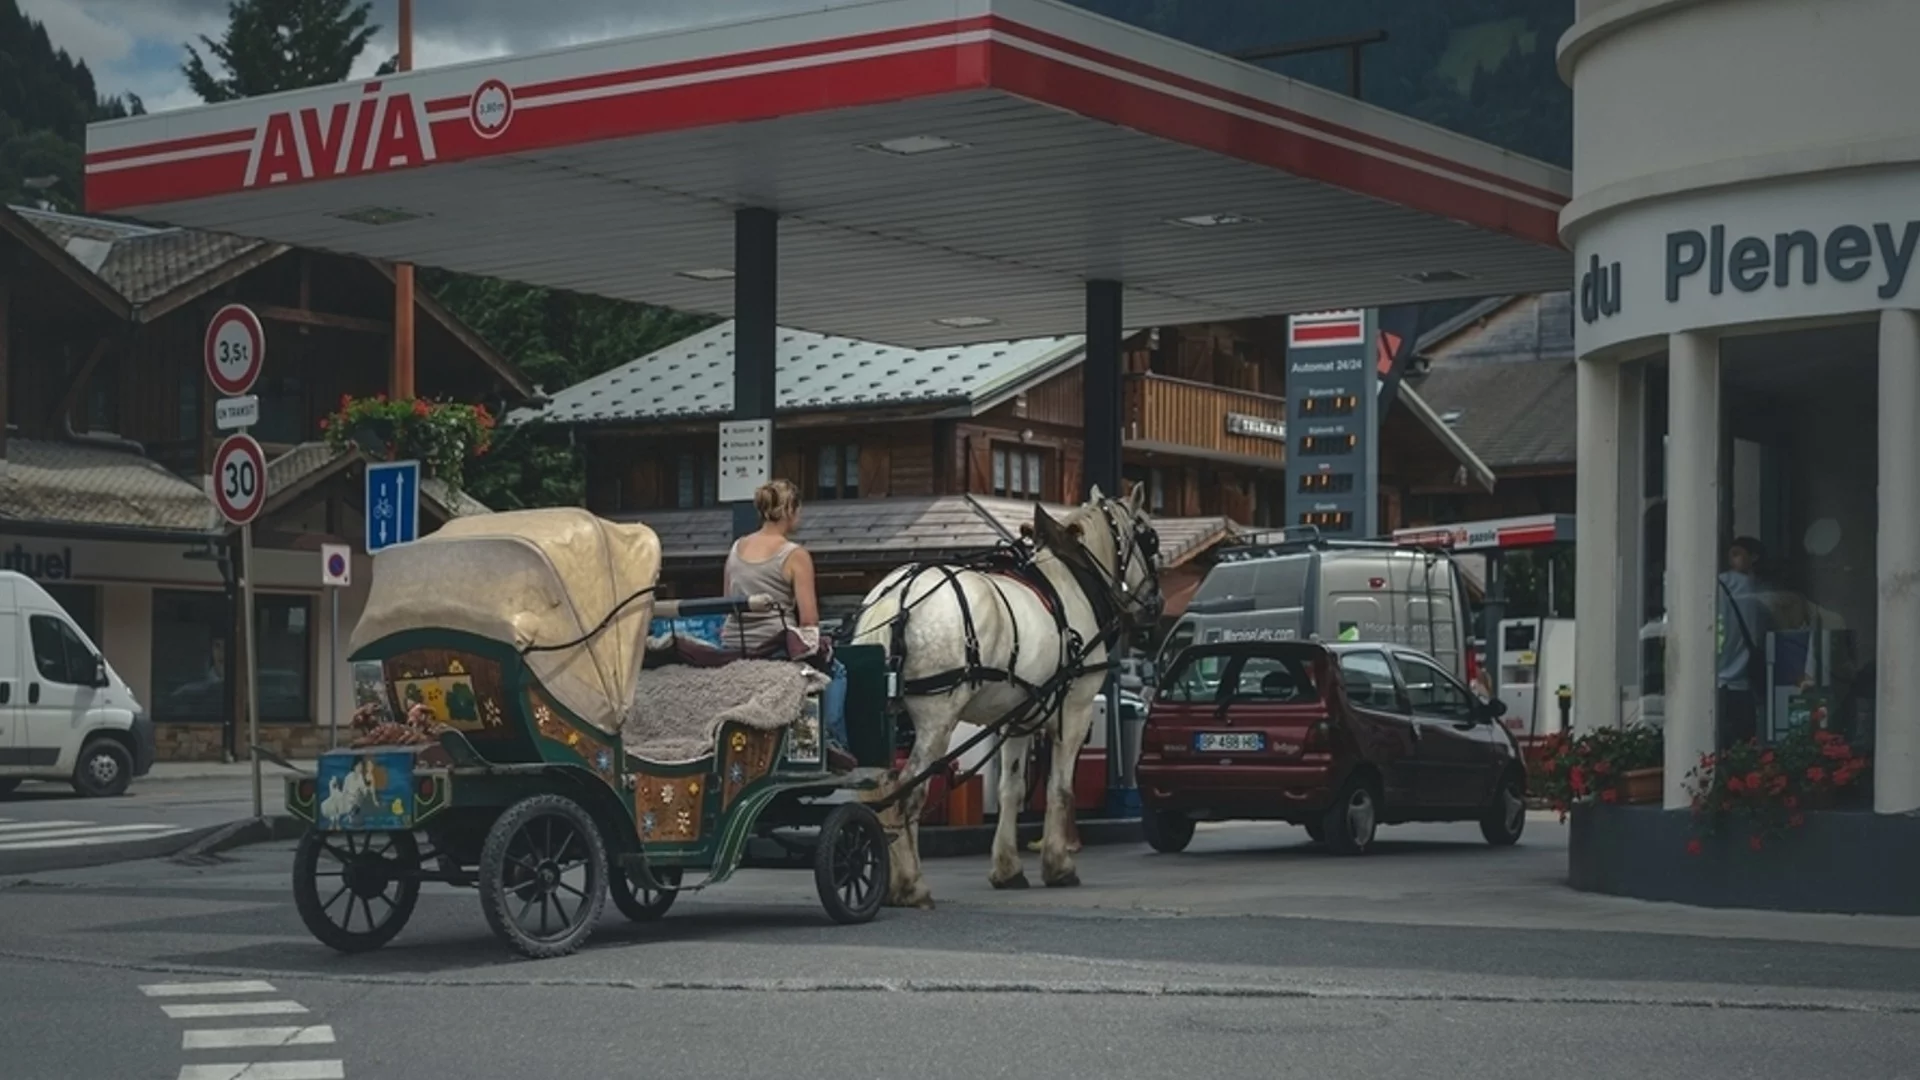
[787,546,821,627]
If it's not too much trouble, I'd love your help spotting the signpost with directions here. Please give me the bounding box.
[205,302,271,816]
[365,460,421,554]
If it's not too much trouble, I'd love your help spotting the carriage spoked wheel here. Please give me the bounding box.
[609,864,682,922]
[479,795,609,959]
[814,803,889,925]
[293,829,421,954]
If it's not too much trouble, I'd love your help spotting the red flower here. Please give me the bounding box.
[1727,775,1745,794]
[1749,835,1764,852]
[1601,789,1619,804]
[318,417,330,431]
[1570,765,1588,796]
[1806,766,1826,784]
[1685,838,1703,857]
[1789,813,1806,829]
[1594,760,1613,776]
[339,394,352,409]
[1833,768,1855,787]
[1761,751,1776,765]
[1744,771,1762,790]
[412,399,431,417]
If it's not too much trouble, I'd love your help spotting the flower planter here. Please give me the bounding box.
[1619,767,1663,804]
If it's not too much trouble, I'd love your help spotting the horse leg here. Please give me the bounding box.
[884,700,956,910]
[1042,704,1093,888]
[988,734,1032,889]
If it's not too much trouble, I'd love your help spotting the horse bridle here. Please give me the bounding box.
[1051,497,1162,631]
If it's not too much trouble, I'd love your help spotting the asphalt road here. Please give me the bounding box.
[1,821,1916,1080]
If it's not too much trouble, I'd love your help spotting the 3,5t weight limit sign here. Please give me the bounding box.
[204,303,266,397]
[212,434,268,526]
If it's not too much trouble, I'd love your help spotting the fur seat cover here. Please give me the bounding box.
[620,658,826,764]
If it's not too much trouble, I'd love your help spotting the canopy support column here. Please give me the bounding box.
[1084,279,1129,815]
[732,207,778,539]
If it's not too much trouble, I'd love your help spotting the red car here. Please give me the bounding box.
[1136,640,1527,855]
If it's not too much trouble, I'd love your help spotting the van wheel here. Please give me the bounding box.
[1141,808,1195,853]
[1480,771,1527,847]
[72,739,132,797]
[1321,774,1379,855]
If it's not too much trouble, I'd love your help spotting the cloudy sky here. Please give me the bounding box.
[22,0,839,113]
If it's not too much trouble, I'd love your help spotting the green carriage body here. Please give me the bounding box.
[283,508,898,958]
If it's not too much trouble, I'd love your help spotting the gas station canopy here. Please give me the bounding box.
[86,0,1571,347]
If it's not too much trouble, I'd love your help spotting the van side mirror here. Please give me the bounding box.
[91,656,110,688]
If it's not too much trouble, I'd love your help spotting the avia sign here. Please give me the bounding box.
[245,83,438,188]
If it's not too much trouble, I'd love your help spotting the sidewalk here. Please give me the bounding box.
[144,759,315,782]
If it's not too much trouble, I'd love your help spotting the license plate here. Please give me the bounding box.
[1193,732,1264,752]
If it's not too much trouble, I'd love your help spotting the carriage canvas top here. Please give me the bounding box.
[350,506,660,738]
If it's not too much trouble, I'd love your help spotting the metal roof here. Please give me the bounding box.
[83,0,1570,350]
[517,320,1081,425]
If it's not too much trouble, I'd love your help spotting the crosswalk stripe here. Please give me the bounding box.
[177,1062,344,1080]
[182,1026,336,1050]
[0,822,185,841]
[0,827,191,851]
[162,1001,308,1020]
[142,981,278,998]
[0,820,90,833]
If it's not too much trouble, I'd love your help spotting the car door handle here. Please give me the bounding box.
[0,683,8,704]
[27,683,39,705]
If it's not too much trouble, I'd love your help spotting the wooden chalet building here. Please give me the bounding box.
[1,205,529,760]
[522,316,1495,626]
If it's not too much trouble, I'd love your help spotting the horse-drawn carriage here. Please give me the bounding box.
[282,508,899,958]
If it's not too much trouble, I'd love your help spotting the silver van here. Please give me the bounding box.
[1159,534,1477,687]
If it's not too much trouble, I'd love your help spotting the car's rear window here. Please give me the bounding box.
[1158,648,1321,705]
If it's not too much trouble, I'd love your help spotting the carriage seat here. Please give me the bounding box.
[620,658,829,765]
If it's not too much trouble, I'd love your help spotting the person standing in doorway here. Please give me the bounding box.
[1716,536,1772,748]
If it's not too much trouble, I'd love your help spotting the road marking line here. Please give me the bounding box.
[182,1026,335,1050]
[162,1001,309,1019]
[143,981,279,998]
[0,822,185,841]
[0,827,192,851]
[0,820,90,832]
[177,1062,344,1080]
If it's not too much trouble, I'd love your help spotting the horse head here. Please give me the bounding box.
[1032,483,1163,632]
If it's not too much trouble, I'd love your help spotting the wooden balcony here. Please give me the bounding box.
[1123,373,1286,465]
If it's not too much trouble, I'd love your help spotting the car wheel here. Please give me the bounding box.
[1303,821,1325,844]
[72,738,132,797]
[1141,808,1195,853]
[1480,771,1527,847]
[1321,774,1379,855]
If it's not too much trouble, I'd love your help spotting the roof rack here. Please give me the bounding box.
[1217,525,1453,562]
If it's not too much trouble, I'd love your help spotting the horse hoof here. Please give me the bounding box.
[991,872,1031,890]
[1043,871,1081,888]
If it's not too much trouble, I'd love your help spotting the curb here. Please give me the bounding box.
[0,821,233,876]
[169,815,306,862]
[918,818,1141,859]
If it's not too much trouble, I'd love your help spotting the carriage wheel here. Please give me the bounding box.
[293,829,421,954]
[609,864,682,922]
[814,803,889,925]
[479,795,608,959]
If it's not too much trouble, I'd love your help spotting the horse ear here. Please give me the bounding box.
[1128,482,1147,513]
[1032,505,1082,546]
[1088,483,1105,502]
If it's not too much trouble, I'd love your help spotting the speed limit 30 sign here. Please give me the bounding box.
[204,303,266,397]
[212,433,269,526]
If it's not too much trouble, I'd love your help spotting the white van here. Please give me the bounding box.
[0,571,154,797]
[1158,534,1479,688]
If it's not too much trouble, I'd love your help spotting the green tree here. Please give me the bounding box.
[0,0,143,210]
[183,0,390,102]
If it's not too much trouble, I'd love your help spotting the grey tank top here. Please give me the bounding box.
[720,538,798,654]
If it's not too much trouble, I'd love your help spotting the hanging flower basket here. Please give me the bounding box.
[1528,723,1663,821]
[322,394,495,494]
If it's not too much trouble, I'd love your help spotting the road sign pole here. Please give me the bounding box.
[329,588,340,750]
[240,520,262,819]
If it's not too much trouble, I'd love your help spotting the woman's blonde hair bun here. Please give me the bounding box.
[755,478,801,523]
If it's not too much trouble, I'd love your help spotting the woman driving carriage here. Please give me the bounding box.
[721,479,856,771]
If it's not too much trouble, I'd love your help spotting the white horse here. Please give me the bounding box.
[852,485,1161,907]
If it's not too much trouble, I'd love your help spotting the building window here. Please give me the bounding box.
[992,445,1046,500]
[150,590,313,724]
[815,443,860,500]
[675,451,718,508]
[39,583,100,645]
